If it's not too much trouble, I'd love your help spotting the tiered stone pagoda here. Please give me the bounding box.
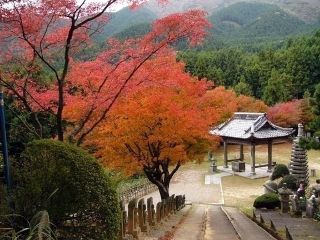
[211,112,294,175]
[289,123,309,186]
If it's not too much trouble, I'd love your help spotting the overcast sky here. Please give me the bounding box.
[76,0,131,12]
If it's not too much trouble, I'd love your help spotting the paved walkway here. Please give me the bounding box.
[204,206,239,240]
[141,163,276,240]
[141,164,227,205]
[173,205,209,240]
[169,204,277,240]
[172,205,240,240]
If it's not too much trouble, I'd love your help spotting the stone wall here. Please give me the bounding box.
[120,181,158,204]
[119,194,186,240]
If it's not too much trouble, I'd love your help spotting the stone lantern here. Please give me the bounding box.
[208,152,217,172]
[278,183,292,213]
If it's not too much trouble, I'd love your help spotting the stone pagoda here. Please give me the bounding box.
[289,123,309,186]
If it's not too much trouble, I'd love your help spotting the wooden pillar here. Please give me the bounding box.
[240,144,244,161]
[267,141,273,173]
[250,143,256,175]
[224,141,228,168]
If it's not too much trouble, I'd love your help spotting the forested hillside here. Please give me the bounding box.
[209,2,314,44]
[145,0,320,22]
[94,6,156,42]
[178,31,320,105]
[103,2,319,48]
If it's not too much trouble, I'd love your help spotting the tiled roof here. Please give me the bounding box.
[210,112,294,140]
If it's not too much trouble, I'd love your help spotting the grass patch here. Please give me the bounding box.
[217,142,320,211]
[221,175,266,212]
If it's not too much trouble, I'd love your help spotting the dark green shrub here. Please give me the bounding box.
[314,210,320,221]
[299,137,320,150]
[13,140,120,240]
[278,174,298,191]
[271,164,289,180]
[253,193,280,209]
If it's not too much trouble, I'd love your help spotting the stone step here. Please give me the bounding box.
[255,210,320,240]
[223,207,276,240]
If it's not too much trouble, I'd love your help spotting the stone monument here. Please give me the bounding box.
[278,183,292,213]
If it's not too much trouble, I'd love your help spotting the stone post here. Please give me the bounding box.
[119,201,127,239]
[172,195,177,213]
[278,184,292,213]
[147,197,155,226]
[138,198,149,232]
[162,200,167,218]
[151,203,156,223]
[156,202,162,223]
[127,199,140,238]
[168,197,172,215]
[171,195,175,213]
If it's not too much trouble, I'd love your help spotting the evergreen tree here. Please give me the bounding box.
[262,69,293,105]
[300,90,314,127]
[233,76,253,96]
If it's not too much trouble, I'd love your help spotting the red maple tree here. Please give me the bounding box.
[0,0,210,144]
[86,54,221,199]
[267,100,302,127]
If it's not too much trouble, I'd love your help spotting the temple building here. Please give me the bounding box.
[211,112,295,175]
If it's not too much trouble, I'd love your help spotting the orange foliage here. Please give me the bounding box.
[202,87,268,125]
[87,57,219,175]
[203,87,238,123]
[237,95,268,113]
[88,83,269,175]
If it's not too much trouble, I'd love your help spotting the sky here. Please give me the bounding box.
[76,0,132,12]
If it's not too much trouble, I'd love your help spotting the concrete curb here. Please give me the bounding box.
[220,206,241,240]
[222,207,277,240]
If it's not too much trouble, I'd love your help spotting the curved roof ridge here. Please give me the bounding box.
[244,113,266,133]
[266,119,294,131]
[217,115,234,130]
[210,112,295,140]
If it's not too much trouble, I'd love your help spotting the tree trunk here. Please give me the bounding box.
[143,160,181,200]
[157,182,170,200]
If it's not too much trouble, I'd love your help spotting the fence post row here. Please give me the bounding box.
[120,194,186,239]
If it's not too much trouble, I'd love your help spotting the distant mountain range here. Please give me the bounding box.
[144,0,320,23]
[208,2,316,43]
[95,1,320,46]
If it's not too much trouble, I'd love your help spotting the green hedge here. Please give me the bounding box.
[279,175,298,191]
[271,164,289,180]
[299,137,320,150]
[253,193,280,209]
[13,140,120,240]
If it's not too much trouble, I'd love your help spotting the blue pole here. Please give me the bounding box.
[0,88,12,191]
